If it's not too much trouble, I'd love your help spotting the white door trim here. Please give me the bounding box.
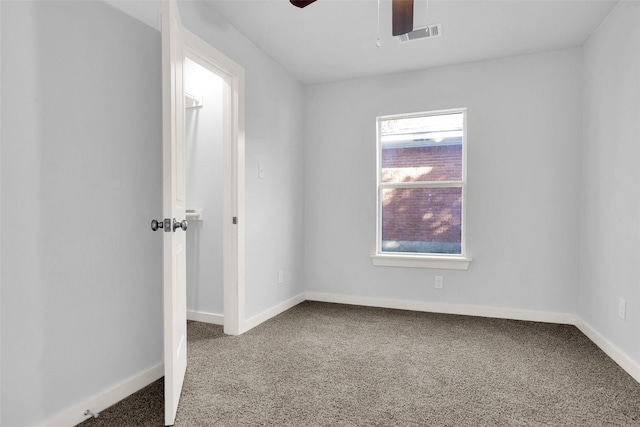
[183,29,245,336]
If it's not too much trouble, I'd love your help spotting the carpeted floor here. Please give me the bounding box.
[79,301,640,426]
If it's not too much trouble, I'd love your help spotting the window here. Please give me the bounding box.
[371,108,471,270]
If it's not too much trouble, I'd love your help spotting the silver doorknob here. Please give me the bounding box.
[173,219,188,232]
[151,218,171,232]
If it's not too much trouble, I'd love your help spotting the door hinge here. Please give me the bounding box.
[232,216,238,225]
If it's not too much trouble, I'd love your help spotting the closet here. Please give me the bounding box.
[184,57,225,322]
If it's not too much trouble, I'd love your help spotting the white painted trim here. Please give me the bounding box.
[187,310,224,325]
[38,363,163,427]
[305,292,575,325]
[575,317,640,383]
[371,254,471,270]
[241,293,306,333]
[182,28,246,337]
[375,108,469,263]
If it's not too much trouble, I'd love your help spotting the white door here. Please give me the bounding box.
[161,0,187,425]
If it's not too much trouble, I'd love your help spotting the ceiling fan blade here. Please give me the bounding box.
[290,0,317,8]
[392,0,414,36]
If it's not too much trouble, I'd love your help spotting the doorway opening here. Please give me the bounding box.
[183,29,245,336]
[184,57,225,325]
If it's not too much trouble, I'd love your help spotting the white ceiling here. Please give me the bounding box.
[202,0,618,84]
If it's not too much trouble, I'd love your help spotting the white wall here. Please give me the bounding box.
[184,58,225,316]
[304,49,583,316]
[178,2,307,319]
[0,2,162,426]
[0,0,306,423]
[2,0,636,424]
[579,0,640,365]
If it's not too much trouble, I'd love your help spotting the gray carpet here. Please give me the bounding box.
[79,301,640,426]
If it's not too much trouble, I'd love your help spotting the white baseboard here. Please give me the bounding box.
[187,310,224,325]
[305,292,575,325]
[241,292,306,333]
[39,363,163,427]
[575,317,640,383]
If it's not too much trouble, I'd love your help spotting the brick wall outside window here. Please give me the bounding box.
[381,144,462,246]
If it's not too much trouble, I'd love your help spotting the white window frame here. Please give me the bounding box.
[371,108,471,270]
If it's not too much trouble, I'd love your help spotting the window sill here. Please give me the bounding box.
[370,254,471,270]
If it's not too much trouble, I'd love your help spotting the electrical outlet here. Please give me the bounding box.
[435,276,443,289]
[278,270,284,284]
[618,298,626,320]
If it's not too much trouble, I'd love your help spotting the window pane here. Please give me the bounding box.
[381,187,462,254]
[381,113,463,183]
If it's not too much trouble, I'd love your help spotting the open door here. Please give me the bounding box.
[161,0,187,425]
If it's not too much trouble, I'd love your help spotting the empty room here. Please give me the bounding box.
[1,0,639,426]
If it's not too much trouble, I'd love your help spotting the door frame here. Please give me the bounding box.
[183,29,245,336]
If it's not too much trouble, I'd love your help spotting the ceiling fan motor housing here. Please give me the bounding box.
[290,0,415,37]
